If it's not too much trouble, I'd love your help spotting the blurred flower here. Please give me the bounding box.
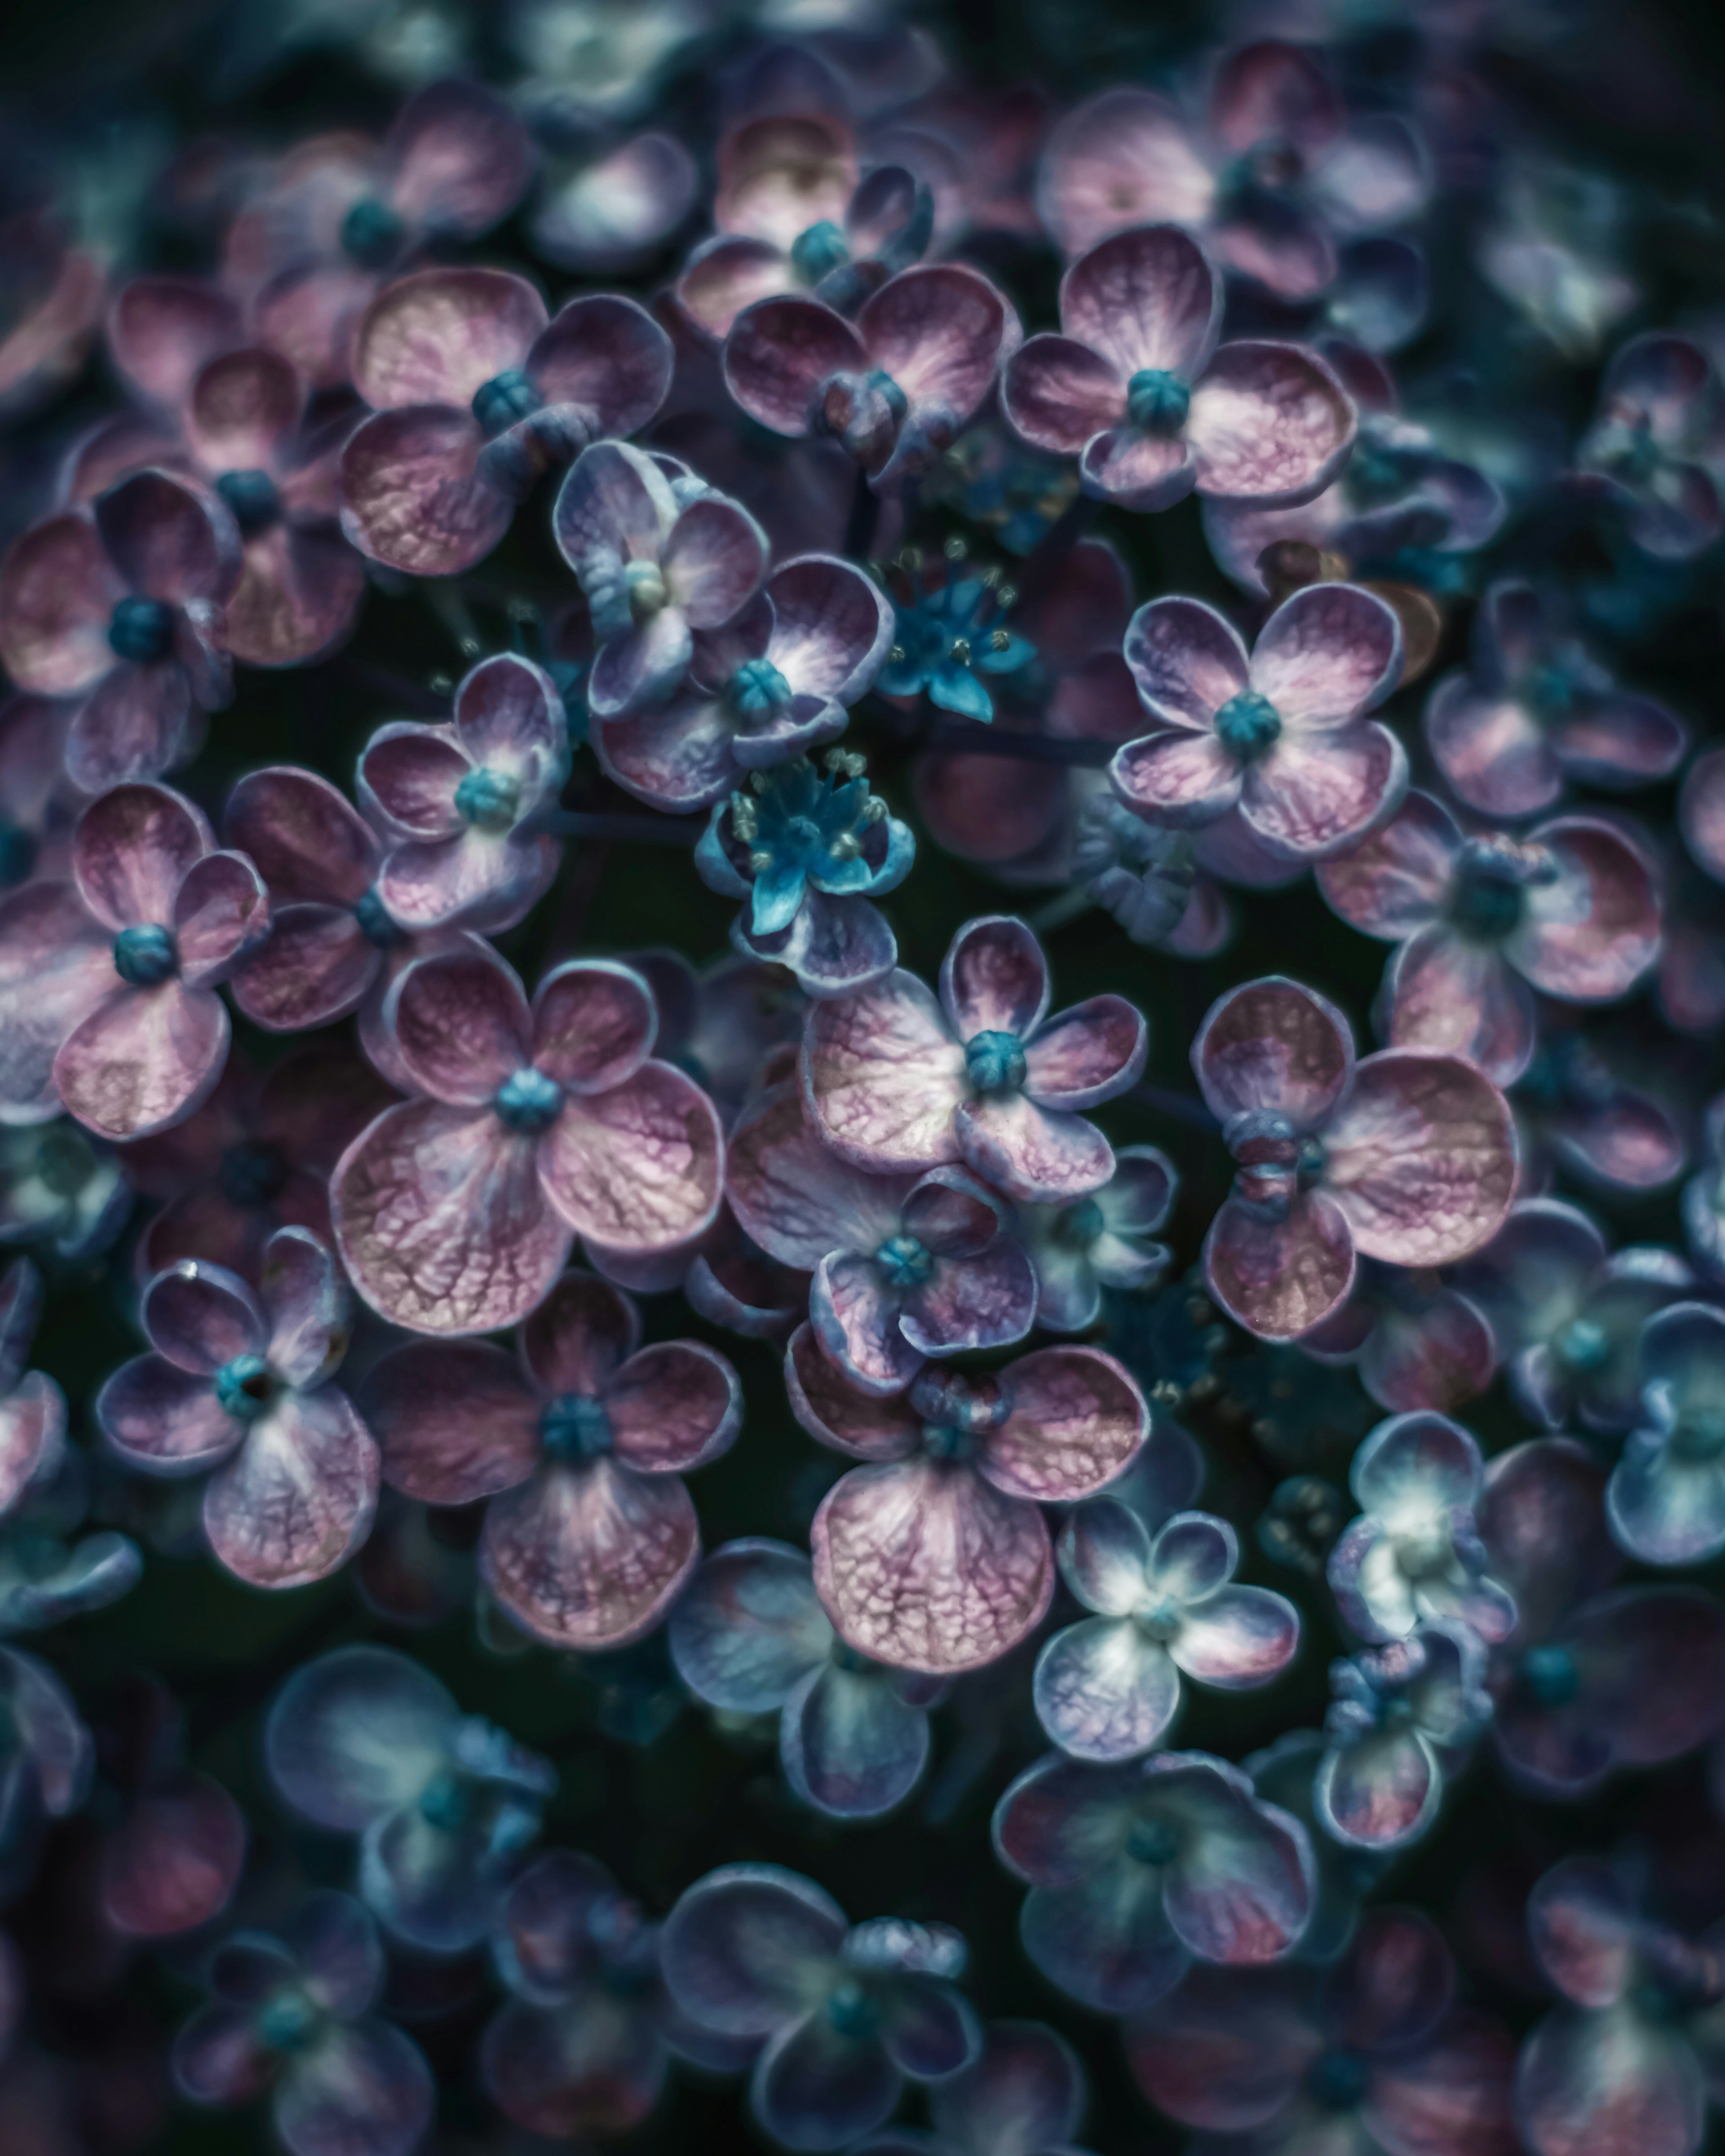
[1019,1143,1176,1332]
[1315,1621,1490,1850]
[1300,1259,1497,1416]
[1573,332,1725,560]
[1608,1303,1725,1568]
[0,1261,64,1523]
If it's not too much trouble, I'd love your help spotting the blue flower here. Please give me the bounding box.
[877,551,1036,723]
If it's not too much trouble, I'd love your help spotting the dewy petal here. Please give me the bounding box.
[767,555,894,705]
[0,886,124,1121]
[1249,583,1404,725]
[232,907,378,1032]
[669,1538,832,1711]
[659,1861,848,2037]
[1109,730,1244,826]
[453,652,563,780]
[0,511,127,694]
[1001,334,1126,454]
[1505,817,1661,1002]
[531,962,655,1094]
[812,1455,1054,1673]
[607,1341,741,1473]
[983,1346,1148,1502]
[1038,87,1216,256]
[143,1256,266,1373]
[812,1250,928,1395]
[74,781,211,932]
[203,1387,379,1590]
[536,1060,723,1250]
[56,981,230,1141]
[1080,425,1198,510]
[529,292,674,439]
[552,439,677,570]
[338,406,510,577]
[782,1661,930,1820]
[364,1341,540,1504]
[1186,343,1356,506]
[1323,1051,1517,1267]
[1191,975,1353,1127]
[1424,674,1562,820]
[352,269,546,410]
[1122,598,1251,731]
[359,722,467,839]
[1061,224,1221,381]
[1382,927,1538,1087]
[1203,1188,1356,1341]
[1035,1617,1181,1760]
[96,1354,243,1475]
[898,1239,1038,1361]
[332,1100,573,1335]
[1316,788,1460,938]
[481,1456,699,1649]
[938,915,1051,1040]
[803,971,966,1174]
[727,1084,910,1270]
[95,469,240,605]
[1022,996,1147,1107]
[173,851,269,984]
[858,265,1005,424]
[388,947,533,1104]
[723,297,869,437]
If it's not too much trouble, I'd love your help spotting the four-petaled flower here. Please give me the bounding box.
[1316,1620,1491,1851]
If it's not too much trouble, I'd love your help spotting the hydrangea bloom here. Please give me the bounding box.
[0,781,267,1139]
[1315,1621,1491,1850]
[265,1645,554,1952]
[332,943,723,1333]
[785,1326,1147,1672]
[0,1261,65,1521]
[660,1863,980,2151]
[1003,225,1355,512]
[1111,583,1407,858]
[1607,1303,1725,1568]
[727,1082,1038,1392]
[0,470,239,792]
[803,914,1146,1204]
[1574,332,1724,560]
[669,1537,940,1817]
[339,271,673,575]
[362,1268,739,1648]
[1193,976,1518,1340]
[991,1749,1315,2012]
[96,1229,377,1588]
[1019,1144,1176,1332]
[1034,1501,1300,1758]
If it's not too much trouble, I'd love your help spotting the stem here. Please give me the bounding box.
[922,723,1115,767]
[1028,885,1098,935]
[1129,1082,1221,1132]
[843,465,881,559]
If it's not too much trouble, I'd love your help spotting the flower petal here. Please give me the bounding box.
[96,1353,239,1475]
[752,2013,901,2150]
[803,971,966,1173]
[365,1341,540,1504]
[858,264,1005,422]
[1062,223,1220,381]
[56,981,229,1140]
[1122,597,1251,730]
[531,961,655,1094]
[1187,343,1356,506]
[1203,1189,1356,1341]
[352,268,545,410]
[1516,2003,1703,2156]
[724,298,869,437]
[1035,1617,1180,1760]
[663,497,769,631]
[1316,788,1459,937]
[338,406,509,577]
[1249,583,1403,725]
[1382,927,1537,1087]
[74,780,210,931]
[726,1084,910,1269]
[1002,333,1124,454]
[1110,729,1244,825]
[782,1661,930,1819]
[482,1456,699,1648]
[1424,674,1561,819]
[203,1387,379,1589]
[225,768,377,906]
[1324,1051,1518,1267]
[660,1862,847,2038]
[984,1346,1148,1502]
[1192,976,1353,1127]
[1505,817,1661,1002]
[669,1538,832,1711]
[272,2019,434,2156]
[0,511,125,694]
[389,946,532,1104]
[537,1061,723,1250]
[265,1645,455,1830]
[608,1341,740,1473]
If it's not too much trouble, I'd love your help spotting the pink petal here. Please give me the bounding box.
[803,971,966,1173]
[811,1250,927,1392]
[1192,975,1353,1126]
[1424,675,1561,819]
[378,827,557,934]
[552,439,678,567]
[56,981,229,1140]
[481,1458,699,1648]
[528,294,674,440]
[857,265,1005,420]
[663,498,769,629]
[812,1455,1054,1672]
[96,1354,239,1473]
[1680,745,1725,883]
[677,236,792,339]
[1061,223,1221,381]
[522,1268,641,1396]
[594,698,738,813]
[1171,1586,1300,1685]
[0,1369,64,1513]
[1515,2004,1703,2156]
[0,511,126,694]
[766,554,894,702]
[1001,335,1124,454]
[1110,730,1244,824]
[357,721,466,837]
[1212,214,1337,303]
[1250,583,1403,724]
[1037,89,1216,257]
[95,470,240,605]
[1324,1051,1518,1266]
[939,915,1050,1039]
[608,1342,741,1472]
[957,1091,1114,1204]
[716,113,856,247]
[1316,788,1458,937]
[224,768,377,906]
[366,1340,540,1502]
[1122,596,1251,729]
[784,1322,921,1461]
[586,607,693,719]
[531,962,656,1094]
[174,851,269,983]
[1383,928,1537,1086]
[0,883,115,1119]
[226,522,366,669]
[103,1773,247,1936]
[65,659,192,791]
[232,906,378,1031]
[1203,1188,1356,1339]
[338,406,509,576]
[260,1225,351,1386]
[899,1238,1037,1362]
[1035,1618,1180,1758]
[1187,343,1355,505]
[723,298,868,437]
[186,347,298,473]
[1079,426,1197,509]
[250,261,377,392]
[1553,694,1686,787]
[1362,1289,1497,1414]
[107,275,242,408]
[537,1061,723,1250]
[389,947,533,1103]
[1506,818,1661,1002]
[1241,720,1409,858]
[387,79,532,235]
[142,1257,264,1373]
[203,1387,379,1588]
[352,268,545,410]
[333,1099,573,1334]
[726,1083,911,1270]
[983,1345,1148,1500]
[915,740,1062,866]
[1212,38,1341,155]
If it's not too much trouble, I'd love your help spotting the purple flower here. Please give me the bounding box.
[0,1645,91,1897]
[1020,1144,1176,1333]
[0,471,239,791]
[1516,1856,1723,2156]
[696,753,917,1000]
[1315,1621,1491,1851]
[1574,332,1724,560]
[1302,1260,1498,1415]
[1126,1907,1520,2155]
[554,439,769,718]
[1682,746,1725,893]
[1327,1412,1517,1646]
[1111,582,1407,858]
[787,1325,1148,1674]
[96,1228,377,1590]
[625,949,805,1127]
[265,1644,555,1953]
[1424,581,1687,820]
[723,263,1012,492]
[0,1259,64,1521]
[1244,1728,1384,1963]
[532,131,701,274]
[595,554,893,813]
[1192,976,1519,1341]
[1003,225,1355,511]
[1517,1027,1686,1197]
[669,1537,941,1817]
[0,781,267,1140]
[1455,1198,1691,1431]
[802,914,1146,1205]
[171,1891,434,2156]
[850,2018,1094,2156]
[991,1749,1315,2012]
[99,1685,247,1942]
[1035,1501,1300,1759]
[339,270,673,576]
[1608,1303,1725,1568]
[660,1863,979,2151]
[726,1083,1039,1394]
[332,942,723,1334]
[0,693,71,893]
[1479,1437,1725,1796]
[363,1268,738,1649]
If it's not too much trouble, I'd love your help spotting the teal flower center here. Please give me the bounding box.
[215,467,281,533]
[1126,1816,1179,1866]
[455,764,522,831]
[1214,689,1282,760]
[790,219,850,284]
[493,1067,564,1135]
[923,1422,976,1462]
[826,1978,879,2040]
[112,923,177,986]
[1554,1318,1609,1373]
[1054,1197,1105,1249]
[1134,1595,1183,1644]
[418,1766,472,1829]
[1449,845,1528,942]
[727,658,793,723]
[875,1233,934,1289]
[107,596,175,664]
[1126,368,1191,435]
[341,196,404,266]
[353,884,405,947]
[471,368,542,439]
[1522,1643,1579,1706]
[256,1983,322,2054]
[540,1392,613,1462]
[215,1353,275,1422]
[964,1029,1026,1094]
[34,1126,96,1199]
[219,1141,288,1208]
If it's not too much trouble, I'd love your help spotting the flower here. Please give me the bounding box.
[265,1644,555,1952]
[725,1082,1038,1395]
[1315,1621,1491,1850]
[332,942,723,1334]
[1301,1260,1498,1415]
[595,554,893,813]
[1034,1501,1300,1759]
[659,1863,979,2151]
[1684,1093,1725,1282]
[0,470,239,791]
[786,1325,1147,1673]
[723,263,1011,492]
[669,1536,940,1817]
[0,781,267,1140]
[171,1890,434,2156]
[1192,976,1518,1340]
[1608,1303,1725,1568]
[1110,582,1408,857]
[340,270,673,576]
[991,1749,1315,2012]
[852,2018,1094,2156]
[1019,1144,1177,1332]
[0,1260,64,1522]
[96,1228,377,1589]
[0,1645,92,1899]
[876,552,1036,723]
[1003,225,1355,512]
[362,1268,739,1648]
[531,130,699,273]
[1245,1729,1385,1962]
[803,913,1146,1204]
[696,754,916,998]
[1681,745,1725,891]
[1574,331,1724,560]
[1327,1412,1517,1646]
[99,1680,247,1940]
[1424,580,1687,819]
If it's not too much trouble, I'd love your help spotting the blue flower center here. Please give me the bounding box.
[874,1233,934,1289]
[1054,1197,1105,1250]
[107,596,175,664]
[0,822,37,886]
[454,765,522,831]
[625,557,669,621]
[1526,661,1580,720]
[215,1353,275,1422]
[256,1984,321,2054]
[540,1393,613,1462]
[727,658,793,723]
[923,1422,976,1463]
[1126,368,1191,435]
[1554,1318,1609,1373]
[493,1067,565,1135]
[1308,2047,1371,2109]
[418,1766,471,1829]
[1126,1816,1179,1866]
[790,219,850,284]
[215,467,281,533]
[1521,1643,1579,1706]
[731,756,890,896]
[1214,689,1283,761]
[1449,848,1527,942]
[471,368,543,439]
[219,1141,288,1208]
[826,1979,879,2040]
[111,923,177,986]
[1297,1135,1327,1186]
[352,884,405,948]
[341,195,405,266]
[964,1029,1026,1094]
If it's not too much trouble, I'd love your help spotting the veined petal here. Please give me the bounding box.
[1187,343,1356,507]
[203,1387,379,1589]
[1324,1051,1517,1267]
[481,1456,699,1649]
